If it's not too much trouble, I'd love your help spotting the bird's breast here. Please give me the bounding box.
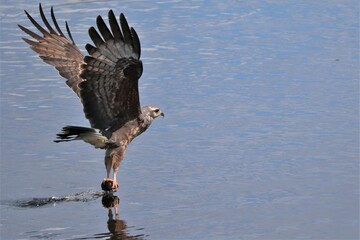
[109,120,148,147]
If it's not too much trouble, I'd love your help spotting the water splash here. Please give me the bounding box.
[10,190,104,208]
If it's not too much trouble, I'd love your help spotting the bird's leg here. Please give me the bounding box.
[112,167,119,192]
[111,148,125,192]
[103,149,113,182]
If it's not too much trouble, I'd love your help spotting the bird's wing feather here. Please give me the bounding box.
[79,11,142,131]
[18,4,85,96]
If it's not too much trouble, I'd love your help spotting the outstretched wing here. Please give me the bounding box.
[18,4,84,95]
[79,11,143,131]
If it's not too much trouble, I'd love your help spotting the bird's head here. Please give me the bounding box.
[142,105,164,120]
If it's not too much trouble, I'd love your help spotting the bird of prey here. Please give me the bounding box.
[18,4,164,191]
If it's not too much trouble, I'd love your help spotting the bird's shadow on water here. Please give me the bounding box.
[4,190,146,239]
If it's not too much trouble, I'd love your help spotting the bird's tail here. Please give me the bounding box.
[54,125,108,149]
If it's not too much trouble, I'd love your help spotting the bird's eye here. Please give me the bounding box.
[154,109,160,113]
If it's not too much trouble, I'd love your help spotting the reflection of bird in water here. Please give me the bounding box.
[18,4,164,192]
[102,195,144,239]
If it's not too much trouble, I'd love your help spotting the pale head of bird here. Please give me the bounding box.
[142,105,164,120]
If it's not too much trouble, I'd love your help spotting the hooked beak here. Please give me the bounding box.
[161,112,165,118]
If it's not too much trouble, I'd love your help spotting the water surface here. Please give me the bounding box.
[0,0,359,239]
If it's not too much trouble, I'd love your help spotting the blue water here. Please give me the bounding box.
[0,0,358,239]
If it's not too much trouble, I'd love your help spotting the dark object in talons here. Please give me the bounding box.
[101,179,114,191]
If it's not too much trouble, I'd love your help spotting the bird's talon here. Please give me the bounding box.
[112,180,119,191]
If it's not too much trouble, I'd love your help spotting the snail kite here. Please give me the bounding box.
[19,4,164,191]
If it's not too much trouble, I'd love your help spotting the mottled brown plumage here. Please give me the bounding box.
[19,4,164,191]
